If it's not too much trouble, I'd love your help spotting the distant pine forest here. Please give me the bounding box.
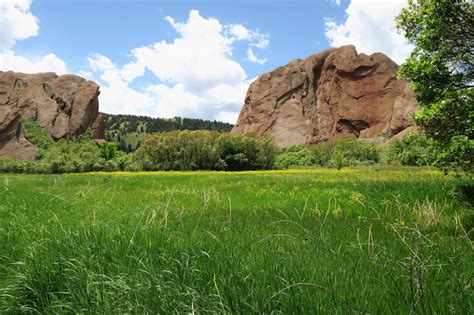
[103,113,234,152]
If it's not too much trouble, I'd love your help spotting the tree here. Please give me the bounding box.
[135,130,278,171]
[100,142,117,161]
[396,0,473,173]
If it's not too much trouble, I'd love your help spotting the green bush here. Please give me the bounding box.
[435,136,473,174]
[0,158,50,174]
[0,120,133,174]
[382,132,437,167]
[135,131,278,171]
[273,145,316,169]
[21,118,54,151]
[312,138,380,168]
[273,139,381,170]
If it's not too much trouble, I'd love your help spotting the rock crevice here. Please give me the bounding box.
[0,71,105,159]
[232,45,417,147]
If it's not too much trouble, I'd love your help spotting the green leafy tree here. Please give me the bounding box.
[135,130,278,171]
[100,142,117,161]
[396,0,473,173]
[382,132,437,166]
[273,145,316,169]
[312,138,379,167]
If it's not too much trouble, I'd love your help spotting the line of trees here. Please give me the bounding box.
[104,114,234,134]
[0,121,278,173]
[0,119,441,174]
[136,130,278,171]
[273,133,437,170]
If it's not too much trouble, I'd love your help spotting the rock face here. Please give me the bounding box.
[0,71,105,159]
[232,45,417,147]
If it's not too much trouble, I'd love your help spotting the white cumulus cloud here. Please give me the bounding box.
[0,51,67,74]
[0,0,38,51]
[228,24,269,49]
[88,10,268,123]
[0,0,67,74]
[324,0,413,64]
[247,47,267,65]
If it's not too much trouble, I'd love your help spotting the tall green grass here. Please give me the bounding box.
[0,168,472,313]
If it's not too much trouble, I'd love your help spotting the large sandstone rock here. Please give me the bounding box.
[0,71,105,160]
[232,45,417,147]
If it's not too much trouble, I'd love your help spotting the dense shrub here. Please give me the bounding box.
[273,138,380,170]
[0,120,131,174]
[135,131,278,171]
[0,157,51,174]
[273,145,315,169]
[312,138,380,169]
[382,132,437,167]
[21,118,55,150]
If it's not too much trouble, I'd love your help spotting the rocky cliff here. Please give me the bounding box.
[0,71,105,160]
[232,45,417,147]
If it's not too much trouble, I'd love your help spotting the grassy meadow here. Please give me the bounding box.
[0,168,472,313]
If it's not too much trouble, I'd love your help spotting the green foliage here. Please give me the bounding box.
[4,120,462,174]
[273,139,381,169]
[273,145,316,169]
[104,114,234,152]
[100,142,117,161]
[0,157,50,174]
[2,121,278,173]
[396,0,474,173]
[218,132,278,171]
[312,138,380,168]
[136,130,278,171]
[21,118,54,151]
[40,138,103,173]
[105,113,233,134]
[0,120,139,173]
[436,136,474,174]
[382,132,437,166]
[330,149,346,170]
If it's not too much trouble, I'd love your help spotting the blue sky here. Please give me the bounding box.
[1,0,412,123]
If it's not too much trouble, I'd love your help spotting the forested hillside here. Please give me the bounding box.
[103,114,234,152]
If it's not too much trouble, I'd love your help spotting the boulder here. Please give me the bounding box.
[0,71,105,160]
[232,46,418,147]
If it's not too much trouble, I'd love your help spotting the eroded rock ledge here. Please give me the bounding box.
[0,71,105,160]
[232,45,417,147]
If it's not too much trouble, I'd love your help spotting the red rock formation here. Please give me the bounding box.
[0,71,105,159]
[232,45,417,147]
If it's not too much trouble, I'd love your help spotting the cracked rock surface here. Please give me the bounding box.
[232,45,418,147]
[0,71,104,160]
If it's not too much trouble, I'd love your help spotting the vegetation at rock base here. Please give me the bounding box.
[273,144,317,169]
[136,130,278,171]
[1,119,444,174]
[312,138,380,168]
[381,132,437,167]
[0,170,472,313]
[0,117,449,174]
[396,0,474,173]
[273,134,438,170]
[103,113,234,152]
[1,120,279,173]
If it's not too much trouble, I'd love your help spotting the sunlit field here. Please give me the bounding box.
[0,168,472,313]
